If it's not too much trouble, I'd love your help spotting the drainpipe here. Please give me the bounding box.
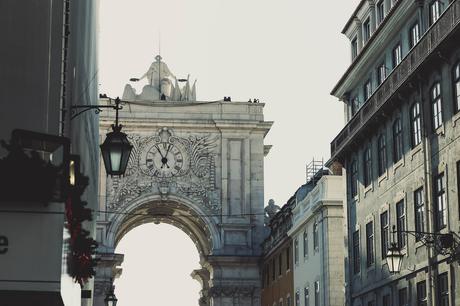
[321,206,327,306]
[420,80,434,306]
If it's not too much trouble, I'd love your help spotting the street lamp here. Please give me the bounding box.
[386,225,460,274]
[386,242,404,274]
[104,283,118,306]
[71,95,133,177]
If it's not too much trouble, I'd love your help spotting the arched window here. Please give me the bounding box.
[431,82,443,130]
[303,230,308,257]
[313,221,319,250]
[410,102,422,147]
[377,134,387,176]
[392,118,403,162]
[453,62,460,113]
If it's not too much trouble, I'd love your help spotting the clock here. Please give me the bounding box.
[144,141,186,177]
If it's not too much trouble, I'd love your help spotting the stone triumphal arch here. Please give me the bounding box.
[94,56,272,306]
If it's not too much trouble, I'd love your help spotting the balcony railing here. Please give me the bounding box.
[330,0,460,160]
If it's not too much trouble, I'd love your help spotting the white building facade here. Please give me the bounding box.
[288,173,345,306]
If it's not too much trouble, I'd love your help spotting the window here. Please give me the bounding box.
[414,188,425,241]
[393,118,403,162]
[431,82,443,129]
[378,134,387,176]
[366,221,374,267]
[364,79,372,101]
[363,18,371,43]
[295,291,300,306]
[453,62,460,112]
[304,287,310,306]
[437,272,449,306]
[377,63,387,85]
[392,43,402,69]
[313,221,319,250]
[417,281,427,306]
[350,160,358,197]
[410,102,422,147]
[314,281,320,306]
[353,230,360,274]
[287,296,291,306]
[368,301,375,306]
[434,173,447,230]
[272,259,276,280]
[352,37,358,60]
[278,253,282,276]
[303,230,308,257]
[286,246,290,270]
[294,238,299,265]
[382,295,391,306]
[398,288,408,306]
[409,22,420,48]
[279,300,283,306]
[377,1,385,25]
[351,96,360,116]
[430,1,442,25]
[363,145,372,187]
[381,211,389,258]
[396,200,406,248]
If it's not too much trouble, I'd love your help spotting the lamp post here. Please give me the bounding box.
[71,95,133,177]
[386,225,460,274]
[104,282,118,306]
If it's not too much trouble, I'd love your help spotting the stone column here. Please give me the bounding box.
[93,252,124,306]
[205,255,262,306]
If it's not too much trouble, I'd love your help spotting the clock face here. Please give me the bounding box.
[145,142,185,177]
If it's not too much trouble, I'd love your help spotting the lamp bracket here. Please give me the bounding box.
[70,96,124,121]
[393,227,460,263]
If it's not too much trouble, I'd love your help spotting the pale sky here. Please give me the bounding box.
[99,0,360,305]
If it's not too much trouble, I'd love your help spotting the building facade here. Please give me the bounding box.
[261,199,294,306]
[329,1,460,306]
[0,1,99,305]
[288,171,345,306]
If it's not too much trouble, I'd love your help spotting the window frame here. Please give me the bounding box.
[414,187,425,241]
[351,37,358,60]
[366,221,374,267]
[393,118,403,162]
[350,159,358,197]
[410,102,422,148]
[437,272,449,306]
[431,82,443,130]
[377,62,387,85]
[364,79,372,101]
[363,145,372,187]
[409,22,420,49]
[304,287,310,306]
[434,173,447,231]
[352,230,360,274]
[398,287,408,306]
[417,280,427,306]
[381,211,389,258]
[363,18,371,43]
[294,237,299,265]
[303,229,308,257]
[453,61,460,113]
[430,0,442,26]
[392,43,402,69]
[313,221,319,250]
[377,134,387,176]
[396,200,406,249]
[377,1,385,25]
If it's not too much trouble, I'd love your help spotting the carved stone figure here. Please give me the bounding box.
[264,199,280,225]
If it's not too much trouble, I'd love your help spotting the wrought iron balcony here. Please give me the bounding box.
[330,0,460,161]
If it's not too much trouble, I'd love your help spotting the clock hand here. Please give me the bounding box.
[155,145,165,159]
[165,144,172,156]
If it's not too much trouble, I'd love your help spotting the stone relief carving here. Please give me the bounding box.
[209,285,256,298]
[106,128,219,213]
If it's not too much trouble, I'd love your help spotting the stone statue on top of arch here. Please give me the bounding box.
[122,54,197,102]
